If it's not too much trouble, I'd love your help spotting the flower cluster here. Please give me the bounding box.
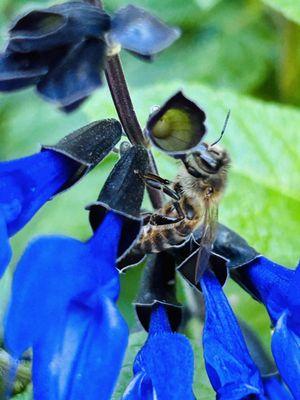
[0,1,298,400]
[0,2,179,111]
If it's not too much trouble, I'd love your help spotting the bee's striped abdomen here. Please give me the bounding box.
[131,217,201,255]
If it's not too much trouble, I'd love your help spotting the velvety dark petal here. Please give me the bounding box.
[9,2,110,53]
[109,5,180,56]
[37,38,105,109]
[177,249,228,291]
[88,145,149,259]
[0,211,12,277]
[271,311,300,399]
[5,212,123,356]
[231,257,294,324]
[0,150,78,238]
[213,223,259,269]
[32,297,128,400]
[0,51,47,91]
[201,271,265,399]
[145,91,206,155]
[0,53,48,82]
[134,252,182,332]
[124,306,194,400]
[42,119,122,191]
[262,376,293,400]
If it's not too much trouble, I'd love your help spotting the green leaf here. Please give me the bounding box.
[120,1,276,94]
[112,332,214,399]
[262,0,300,25]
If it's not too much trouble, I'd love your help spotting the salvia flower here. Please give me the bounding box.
[232,256,294,324]
[123,304,195,400]
[0,2,180,111]
[0,150,78,277]
[271,263,300,399]
[214,226,300,399]
[200,270,265,399]
[239,320,293,400]
[230,257,300,398]
[262,376,293,400]
[4,211,128,400]
[0,119,122,277]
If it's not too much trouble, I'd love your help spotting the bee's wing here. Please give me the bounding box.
[195,201,218,283]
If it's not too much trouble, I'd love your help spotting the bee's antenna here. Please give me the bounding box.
[211,110,230,146]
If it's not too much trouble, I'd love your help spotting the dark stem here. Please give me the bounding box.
[105,56,147,146]
[105,55,163,209]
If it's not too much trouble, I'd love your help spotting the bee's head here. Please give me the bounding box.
[182,143,230,178]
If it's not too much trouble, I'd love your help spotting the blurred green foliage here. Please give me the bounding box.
[0,0,299,398]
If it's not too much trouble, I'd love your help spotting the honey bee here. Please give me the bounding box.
[126,114,231,283]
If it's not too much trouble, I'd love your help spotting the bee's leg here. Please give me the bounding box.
[140,211,152,224]
[174,201,185,219]
[140,173,181,201]
[150,201,185,226]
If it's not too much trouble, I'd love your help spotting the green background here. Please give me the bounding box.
[0,0,299,398]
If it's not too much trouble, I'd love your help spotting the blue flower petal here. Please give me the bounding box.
[9,2,110,53]
[5,212,127,399]
[242,257,294,323]
[123,305,194,400]
[262,376,293,400]
[284,261,300,335]
[109,5,180,56]
[122,372,154,399]
[0,210,12,276]
[5,212,123,353]
[271,311,300,399]
[32,296,128,400]
[200,271,265,399]
[37,39,105,108]
[0,150,77,237]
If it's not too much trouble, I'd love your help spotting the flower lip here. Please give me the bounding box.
[42,118,122,193]
[145,91,207,156]
[134,252,182,332]
[87,145,149,259]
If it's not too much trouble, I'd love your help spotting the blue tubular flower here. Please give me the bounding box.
[200,270,265,399]
[0,2,180,111]
[231,257,300,397]
[234,256,294,324]
[0,150,78,277]
[5,211,128,400]
[262,376,293,400]
[123,304,195,400]
[271,263,300,399]
[0,118,122,277]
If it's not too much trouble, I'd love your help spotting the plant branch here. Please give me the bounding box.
[105,56,147,146]
[105,55,164,209]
